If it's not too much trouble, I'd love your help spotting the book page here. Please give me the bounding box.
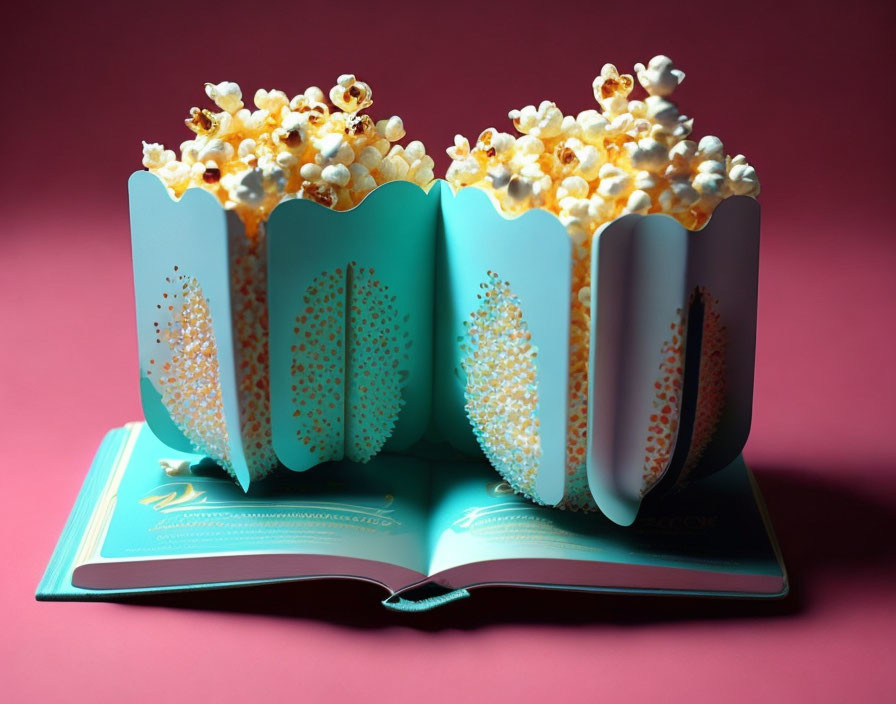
[425,459,783,585]
[98,425,431,577]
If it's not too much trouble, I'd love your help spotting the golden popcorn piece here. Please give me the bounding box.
[185,107,220,136]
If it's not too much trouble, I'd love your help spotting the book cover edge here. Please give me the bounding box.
[35,425,135,600]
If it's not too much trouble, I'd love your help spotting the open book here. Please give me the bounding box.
[38,423,787,612]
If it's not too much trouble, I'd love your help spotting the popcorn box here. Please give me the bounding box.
[130,171,759,525]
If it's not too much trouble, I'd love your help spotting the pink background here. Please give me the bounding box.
[3,0,895,701]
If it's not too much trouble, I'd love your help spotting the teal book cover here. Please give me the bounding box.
[38,423,787,612]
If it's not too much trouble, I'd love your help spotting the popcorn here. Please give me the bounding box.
[142,75,433,231]
[329,74,373,113]
[592,64,634,115]
[253,88,289,113]
[445,55,759,510]
[159,459,191,477]
[204,81,244,113]
[634,55,685,97]
[378,116,406,142]
[141,141,175,170]
[322,163,351,187]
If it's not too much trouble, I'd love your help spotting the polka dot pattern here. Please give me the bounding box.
[682,287,726,479]
[563,242,597,511]
[230,235,277,479]
[640,287,727,495]
[148,253,277,482]
[291,264,410,464]
[642,313,686,495]
[291,268,346,463]
[345,266,411,463]
[462,272,543,503]
[148,268,232,472]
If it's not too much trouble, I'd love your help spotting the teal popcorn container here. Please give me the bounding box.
[130,172,759,525]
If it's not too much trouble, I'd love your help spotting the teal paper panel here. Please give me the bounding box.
[436,186,571,506]
[267,181,440,472]
[681,196,760,480]
[587,197,761,525]
[588,213,689,525]
[129,171,251,489]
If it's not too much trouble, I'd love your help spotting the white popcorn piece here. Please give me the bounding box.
[592,63,634,115]
[629,138,669,171]
[634,55,685,97]
[349,162,375,190]
[357,145,383,171]
[159,459,192,476]
[509,101,564,139]
[573,144,601,180]
[596,163,631,197]
[379,116,406,142]
[728,155,760,196]
[304,86,326,103]
[254,88,289,113]
[329,74,373,113]
[446,156,485,185]
[299,163,322,181]
[237,138,257,159]
[321,163,351,187]
[204,81,244,113]
[232,168,266,206]
[446,135,471,160]
[515,135,545,156]
[315,132,345,161]
[697,135,725,160]
[372,137,391,156]
[488,165,512,188]
[197,138,235,165]
[623,189,652,214]
[645,95,680,126]
[557,176,589,200]
[405,140,427,162]
[577,110,609,144]
[142,141,175,169]
[634,170,657,191]
[246,109,271,132]
[276,152,298,169]
[156,160,191,191]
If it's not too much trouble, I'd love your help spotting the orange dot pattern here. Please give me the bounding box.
[682,288,726,480]
[291,268,346,463]
[230,235,277,479]
[462,272,542,503]
[563,244,598,511]
[642,313,686,495]
[148,269,232,472]
[291,264,410,464]
[344,266,411,463]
